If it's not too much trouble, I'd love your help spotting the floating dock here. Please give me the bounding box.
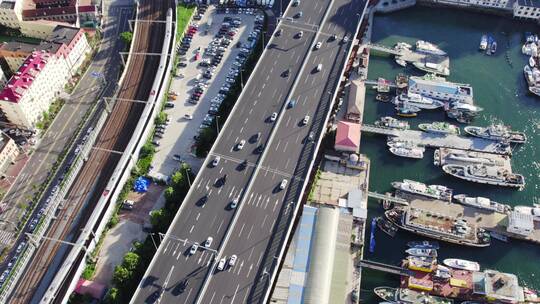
[360,124,512,155]
[434,147,513,172]
[400,196,540,246]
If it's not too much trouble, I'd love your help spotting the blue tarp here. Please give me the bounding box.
[133,176,151,193]
[369,217,377,253]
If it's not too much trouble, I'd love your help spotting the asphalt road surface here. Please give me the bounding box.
[0,0,132,254]
[132,0,363,303]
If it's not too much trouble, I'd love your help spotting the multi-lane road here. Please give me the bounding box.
[133,0,364,302]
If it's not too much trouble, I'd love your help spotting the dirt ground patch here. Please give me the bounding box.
[121,183,164,224]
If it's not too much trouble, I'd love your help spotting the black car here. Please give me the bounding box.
[191,94,200,100]
[194,87,204,93]
[255,144,265,154]
[178,62,187,67]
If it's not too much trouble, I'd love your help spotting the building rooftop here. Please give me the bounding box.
[47,25,80,45]
[0,51,50,103]
[0,41,40,53]
[517,0,540,8]
[347,78,365,116]
[335,121,360,152]
[22,0,94,18]
[0,0,16,9]
[409,75,473,97]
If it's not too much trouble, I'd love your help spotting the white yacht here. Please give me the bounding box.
[389,146,424,159]
[464,124,527,144]
[453,195,511,213]
[416,40,447,56]
[442,164,525,189]
[392,179,452,201]
[393,93,444,110]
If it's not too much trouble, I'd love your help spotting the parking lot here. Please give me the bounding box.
[149,5,264,178]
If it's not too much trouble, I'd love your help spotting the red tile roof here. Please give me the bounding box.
[0,52,50,103]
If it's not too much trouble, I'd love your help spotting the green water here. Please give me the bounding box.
[360,7,540,302]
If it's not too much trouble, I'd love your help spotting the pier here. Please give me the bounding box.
[368,191,408,205]
[357,259,414,276]
[360,124,512,155]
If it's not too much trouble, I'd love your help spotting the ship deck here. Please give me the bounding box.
[434,148,513,172]
[406,198,540,246]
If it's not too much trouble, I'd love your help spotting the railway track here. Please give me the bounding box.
[8,0,171,302]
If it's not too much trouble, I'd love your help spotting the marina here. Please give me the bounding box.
[360,124,512,155]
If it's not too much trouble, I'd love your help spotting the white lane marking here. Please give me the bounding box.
[262,83,266,89]
[177,249,183,260]
[273,199,279,212]
[285,159,290,169]
[257,91,261,97]
[183,289,193,304]
[173,243,180,255]
[247,225,254,239]
[275,140,281,151]
[239,223,245,237]
[163,240,171,253]
[230,284,241,303]
[311,76,316,85]
[261,214,268,227]
[156,266,175,304]
[283,141,289,152]
[257,252,264,266]
[269,66,274,74]
[219,295,226,304]
[219,167,223,174]
[229,186,236,198]
[248,247,255,261]
[217,219,225,234]
[240,126,244,133]
[237,261,244,275]
[190,225,194,233]
[209,292,216,304]
[286,116,291,127]
[196,212,201,221]
[247,263,253,278]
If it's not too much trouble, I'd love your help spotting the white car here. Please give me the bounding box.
[315,42,322,50]
[212,156,221,167]
[343,36,349,43]
[237,140,246,150]
[270,112,277,122]
[302,115,310,125]
[230,198,239,209]
[184,114,193,120]
[217,257,227,271]
[190,243,199,255]
[205,236,213,248]
[229,255,237,267]
[279,179,288,190]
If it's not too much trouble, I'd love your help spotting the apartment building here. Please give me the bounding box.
[0,51,69,128]
[513,0,540,20]
[0,130,18,173]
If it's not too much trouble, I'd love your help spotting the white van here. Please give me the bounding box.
[316,64,322,72]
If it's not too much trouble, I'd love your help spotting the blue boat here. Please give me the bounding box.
[369,218,377,253]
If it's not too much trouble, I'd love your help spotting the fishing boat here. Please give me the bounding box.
[405,248,437,257]
[490,231,509,242]
[453,194,511,213]
[442,164,526,189]
[392,179,453,201]
[434,265,452,279]
[387,138,425,151]
[395,58,407,67]
[389,146,424,159]
[418,122,460,135]
[395,103,421,118]
[416,40,447,56]
[375,116,410,130]
[393,93,445,110]
[376,217,398,237]
[479,35,488,50]
[530,56,536,67]
[374,287,454,304]
[464,124,527,144]
[376,93,391,102]
[407,240,440,250]
[443,258,480,271]
[490,41,497,54]
[448,102,483,114]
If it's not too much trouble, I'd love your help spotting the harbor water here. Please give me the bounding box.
[360,6,540,303]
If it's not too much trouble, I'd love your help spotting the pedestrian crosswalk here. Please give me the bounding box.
[0,230,15,246]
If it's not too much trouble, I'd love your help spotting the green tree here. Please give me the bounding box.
[112,265,130,287]
[195,126,217,157]
[120,31,133,44]
[122,252,140,272]
[104,287,119,304]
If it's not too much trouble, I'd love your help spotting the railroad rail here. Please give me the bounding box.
[7,1,173,303]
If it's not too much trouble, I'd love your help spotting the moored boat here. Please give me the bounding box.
[453,194,511,213]
[405,247,437,257]
[416,40,447,56]
[442,164,525,189]
[419,122,460,135]
[376,217,398,237]
[464,124,527,144]
[393,93,445,110]
[407,240,440,250]
[389,146,424,159]
[392,179,453,201]
[375,116,410,130]
[514,204,540,221]
[443,258,480,271]
[374,287,454,304]
[479,35,488,50]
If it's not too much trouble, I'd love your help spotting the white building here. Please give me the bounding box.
[0,51,69,128]
[408,74,474,103]
[513,0,540,20]
[424,0,511,9]
[0,0,22,29]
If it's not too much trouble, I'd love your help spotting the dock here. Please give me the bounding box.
[366,43,450,76]
[358,259,414,276]
[360,124,512,155]
[367,191,409,205]
[402,197,540,246]
[434,147,513,172]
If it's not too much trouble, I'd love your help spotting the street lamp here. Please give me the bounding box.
[184,166,191,187]
[215,115,221,134]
